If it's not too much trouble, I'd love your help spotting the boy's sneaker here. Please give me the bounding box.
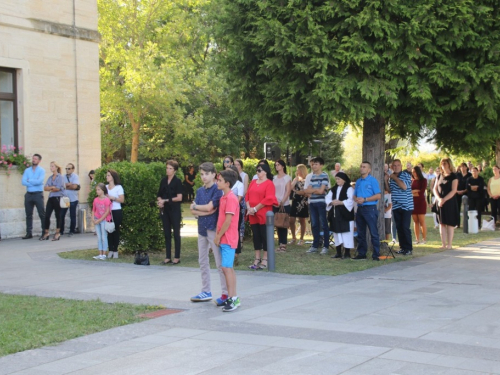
[320,247,329,255]
[222,297,240,312]
[100,255,107,260]
[92,255,101,260]
[214,296,228,307]
[306,247,318,254]
[191,291,212,302]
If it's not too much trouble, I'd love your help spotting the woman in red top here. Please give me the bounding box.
[412,166,428,244]
[245,163,278,270]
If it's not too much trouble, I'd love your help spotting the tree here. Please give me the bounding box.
[213,0,500,238]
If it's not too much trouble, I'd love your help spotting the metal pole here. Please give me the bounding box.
[266,211,275,272]
[463,195,469,234]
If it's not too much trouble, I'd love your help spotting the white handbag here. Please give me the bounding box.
[105,215,115,233]
[481,216,496,231]
[60,196,70,209]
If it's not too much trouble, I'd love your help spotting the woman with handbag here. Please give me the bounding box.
[273,160,292,252]
[157,160,183,264]
[106,169,125,259]
[40,162,65,241]
[245,163,278,269]
[326,172,355,259]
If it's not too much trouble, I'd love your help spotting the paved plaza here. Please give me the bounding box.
[2,231,500,374]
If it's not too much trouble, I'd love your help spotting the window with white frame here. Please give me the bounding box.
[0,68,18,148]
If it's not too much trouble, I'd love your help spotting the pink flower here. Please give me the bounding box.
[8,163,12,167]
[13,154,17,157]
[1,156,3,159]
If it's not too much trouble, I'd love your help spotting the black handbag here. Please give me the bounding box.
[134,251,150,266]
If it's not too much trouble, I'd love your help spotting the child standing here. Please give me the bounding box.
[189,162,226,305]
[92,183,112,260]
[215,170,241,312]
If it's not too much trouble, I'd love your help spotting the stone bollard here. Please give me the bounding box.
[266,211,275,272]
[462,195,469,234]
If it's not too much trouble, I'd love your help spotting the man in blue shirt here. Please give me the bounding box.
[353,161,382,260]
[385,159,414,255]
[21,153,46,239]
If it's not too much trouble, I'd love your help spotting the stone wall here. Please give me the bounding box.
[0,0,100,238]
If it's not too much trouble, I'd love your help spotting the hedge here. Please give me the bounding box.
[87,161,184,252]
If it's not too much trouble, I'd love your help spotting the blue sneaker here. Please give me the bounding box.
[214,296,228,307]
[190,291,212,302]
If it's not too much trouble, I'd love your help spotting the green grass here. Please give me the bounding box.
[0,294,163,357]
[59,217,500,276]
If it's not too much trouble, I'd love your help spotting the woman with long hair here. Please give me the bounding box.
[157,160,183,264]
[411,166,428,244]
[289,164,309,245]
[41,161,65,241]
[273,159,292,252]
[106,169,125,259]
[245,163,278,269]
[487,165,500,226]
[433,158,458,249]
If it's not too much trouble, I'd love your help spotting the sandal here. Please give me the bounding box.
[288,239,296,245]
[249,258,260,270]
[276,244,287,252]
[297,240,305,246]
[259,259,268,270]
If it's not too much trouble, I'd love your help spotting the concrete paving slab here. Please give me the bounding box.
[3,235,500,374]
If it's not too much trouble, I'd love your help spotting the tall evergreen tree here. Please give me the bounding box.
[213,0,500,236]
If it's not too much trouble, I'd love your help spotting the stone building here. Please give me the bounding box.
[0,0,100,238]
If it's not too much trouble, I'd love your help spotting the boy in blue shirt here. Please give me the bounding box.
[189,162,227,305]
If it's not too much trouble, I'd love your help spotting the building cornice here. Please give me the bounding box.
[0,14,100,43]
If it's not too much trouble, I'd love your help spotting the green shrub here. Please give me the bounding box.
[481,166,493,182]
[88,161,171,252]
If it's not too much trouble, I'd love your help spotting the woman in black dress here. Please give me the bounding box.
[467,167,485,229]
[433,158,458,249]
[288,164,309,245]
[157,160,184,264]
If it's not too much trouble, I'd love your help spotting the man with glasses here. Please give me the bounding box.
[60,163,80,236]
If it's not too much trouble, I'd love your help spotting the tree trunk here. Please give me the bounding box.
[362,115,386,245]
[496,139,500,167]
[129,112,140,163]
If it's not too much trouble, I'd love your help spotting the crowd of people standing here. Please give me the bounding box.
[17,153,499,265]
